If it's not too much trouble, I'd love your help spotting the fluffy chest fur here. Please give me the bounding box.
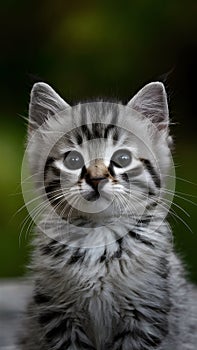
[31,221,172,349]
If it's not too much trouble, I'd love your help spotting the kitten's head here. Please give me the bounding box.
[25,82,174,227]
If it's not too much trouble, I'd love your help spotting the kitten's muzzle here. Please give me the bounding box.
[85,175,108,191]
[83,159,112,191]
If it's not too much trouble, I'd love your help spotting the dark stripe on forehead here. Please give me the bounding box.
[81,124,92,140]
[104,124,118,140]
[79,104,92,140]
[102,103,120,140]
[140,158,161,188]
[76,123,120,142]
[92,123,103,138]
[77,103,121,142]
[74,132,83,145]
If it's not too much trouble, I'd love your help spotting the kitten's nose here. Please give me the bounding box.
[86,176,108,190]
[85,159,111,190]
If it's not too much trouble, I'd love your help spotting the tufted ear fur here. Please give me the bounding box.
[127,82,169,131]
[29,82,70,131]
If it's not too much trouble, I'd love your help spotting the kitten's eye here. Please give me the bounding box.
[63,151,84,170]
[111,149,132,168]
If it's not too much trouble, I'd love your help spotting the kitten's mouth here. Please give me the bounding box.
[82,190,100,202]
[81,178,110,202]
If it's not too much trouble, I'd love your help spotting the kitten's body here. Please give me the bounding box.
[20,82,197,349]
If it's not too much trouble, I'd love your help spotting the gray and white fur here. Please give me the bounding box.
[20,82,197,350]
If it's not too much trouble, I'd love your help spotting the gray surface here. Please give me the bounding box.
[0,280,32,350]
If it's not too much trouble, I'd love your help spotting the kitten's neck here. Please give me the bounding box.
[38,210,171,250]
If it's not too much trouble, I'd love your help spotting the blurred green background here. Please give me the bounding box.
[0,1,196,281]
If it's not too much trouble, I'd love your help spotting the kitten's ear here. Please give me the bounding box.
[29,82,70,130]
[127,82,169,131]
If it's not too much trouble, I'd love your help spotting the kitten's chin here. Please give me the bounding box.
[82,191,100,202]
[62,196,115,221]
[81,188,111,203]
[80,197,112,215]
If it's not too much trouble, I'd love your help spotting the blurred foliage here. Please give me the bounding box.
[0,0,196,281]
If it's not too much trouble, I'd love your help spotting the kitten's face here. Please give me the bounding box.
[25,82,174,226]
[44,124,153,220]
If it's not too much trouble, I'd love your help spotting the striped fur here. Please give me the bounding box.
[20,82,197,350]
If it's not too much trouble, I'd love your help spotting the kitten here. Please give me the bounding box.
[20,82,197,350]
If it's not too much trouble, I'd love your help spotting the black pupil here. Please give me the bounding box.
[64,151,84,170]
[112,150,132,168]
